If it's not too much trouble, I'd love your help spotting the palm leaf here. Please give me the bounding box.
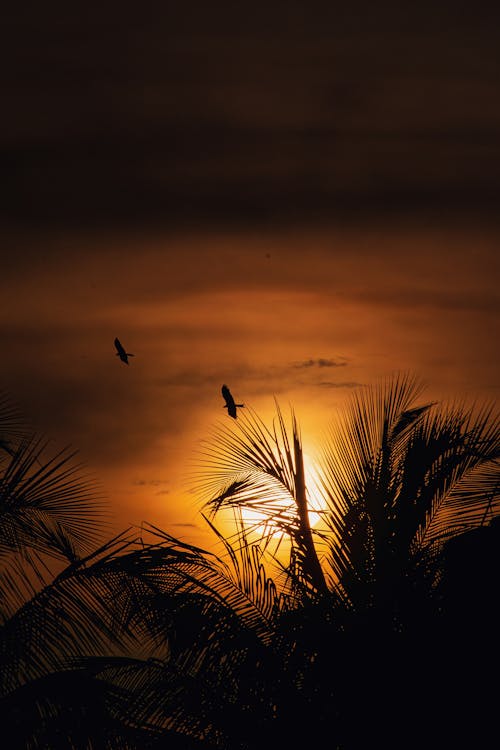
[316,374,500,614]
[0,390,27,462]
[195,404,327,595]
[0,436,106,623]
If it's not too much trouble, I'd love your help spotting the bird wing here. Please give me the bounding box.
[222,385,238,418]
[221,384,234,406]
[114,338,126,355]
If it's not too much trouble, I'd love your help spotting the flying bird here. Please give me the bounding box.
[221,384,244,419]
[114,337,134,365]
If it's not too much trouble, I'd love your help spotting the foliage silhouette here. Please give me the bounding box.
[1,376,498,749]
[195,373,499,747]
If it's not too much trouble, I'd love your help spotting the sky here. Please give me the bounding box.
[2,2,499,550]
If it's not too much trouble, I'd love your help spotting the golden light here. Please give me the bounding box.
[303,451,329,530]
[221,450,329,544]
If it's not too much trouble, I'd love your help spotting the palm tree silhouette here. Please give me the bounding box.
[1,376,498,749]
[194,373,499,747]
[0,395,224,747]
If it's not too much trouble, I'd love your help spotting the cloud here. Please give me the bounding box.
[293,358,348,369]
[3,3,499,230]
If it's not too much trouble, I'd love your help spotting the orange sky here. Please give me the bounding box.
[1,221,498,550]
[2,3,499,551]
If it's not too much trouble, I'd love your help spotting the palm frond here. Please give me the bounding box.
[412,401,500,549]
[316,374,500,614]
[0,390,27,461]
[195,404,328,595]
[0,435,106,555]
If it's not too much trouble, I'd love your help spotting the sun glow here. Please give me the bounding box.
[304,453,329,529]
[228,451,329,543]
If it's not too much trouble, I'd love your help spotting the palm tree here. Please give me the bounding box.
[0,392,153,746]
[199,373,499,608]
[0,392,293,748]
[195,373,500,747]
[0,394,245,748]
[2,375,498,749]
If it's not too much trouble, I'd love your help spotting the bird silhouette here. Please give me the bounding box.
[222,384,244,419]
[114,337,134,365]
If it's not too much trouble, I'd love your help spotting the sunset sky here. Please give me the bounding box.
[2,2,499,550]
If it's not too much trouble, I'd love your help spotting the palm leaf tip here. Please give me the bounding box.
[207,479,252,514]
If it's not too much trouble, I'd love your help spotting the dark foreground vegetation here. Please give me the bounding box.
[1,375,498,749]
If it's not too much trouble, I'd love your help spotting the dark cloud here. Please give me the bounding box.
[293,358,348,369]
[2,2,499,229]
